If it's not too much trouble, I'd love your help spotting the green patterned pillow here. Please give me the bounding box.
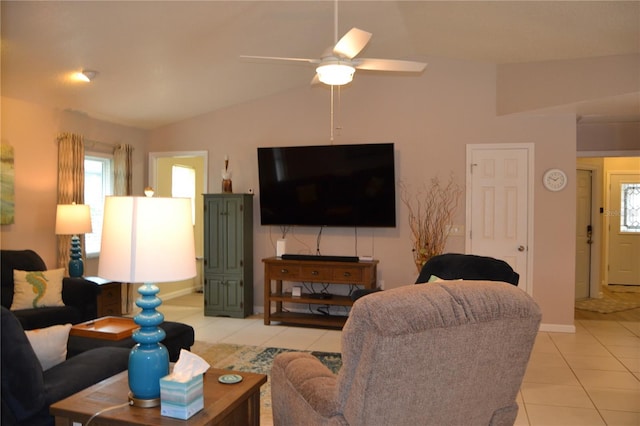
[11,268,65,310]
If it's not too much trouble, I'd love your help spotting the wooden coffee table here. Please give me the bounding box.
[50,368,267,425]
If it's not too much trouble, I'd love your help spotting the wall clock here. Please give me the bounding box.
[543,168,567,191]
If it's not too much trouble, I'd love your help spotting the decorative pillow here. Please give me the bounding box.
[25,323,72,370]
[11,268,66,310]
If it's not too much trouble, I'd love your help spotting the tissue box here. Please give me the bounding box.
[160,373,204,420]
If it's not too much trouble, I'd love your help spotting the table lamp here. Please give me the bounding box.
[55,203,92,277]
[98,196,196,408]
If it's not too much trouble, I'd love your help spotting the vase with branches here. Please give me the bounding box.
[400,175,463,272]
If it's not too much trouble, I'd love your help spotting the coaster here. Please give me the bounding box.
[218,374,243,384]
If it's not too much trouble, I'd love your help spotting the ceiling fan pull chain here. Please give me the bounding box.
[330,85,335,142]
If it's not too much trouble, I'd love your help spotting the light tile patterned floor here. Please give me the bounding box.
[163,294,640,426]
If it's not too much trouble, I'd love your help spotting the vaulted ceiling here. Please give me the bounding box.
[2,1,638,129]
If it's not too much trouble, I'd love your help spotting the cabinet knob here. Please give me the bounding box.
[311,270,319,276]
[281,268,289,274]
[343,272,351,277]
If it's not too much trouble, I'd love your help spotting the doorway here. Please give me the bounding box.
[576,156,640,299]
[575,169,594,299]
[149,151,208,292]
[466,143,534,295]
[606,172,640,286]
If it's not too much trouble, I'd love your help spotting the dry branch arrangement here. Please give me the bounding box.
[400,175,463,272]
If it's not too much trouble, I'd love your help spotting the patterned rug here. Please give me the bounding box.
[190,342,342,424]
[575,295,640,313]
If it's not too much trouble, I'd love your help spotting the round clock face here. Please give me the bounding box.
[543,169,567,191]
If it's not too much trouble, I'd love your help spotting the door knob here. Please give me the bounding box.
[518,245,525,252]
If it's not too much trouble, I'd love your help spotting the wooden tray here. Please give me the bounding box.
[70,316,138,341]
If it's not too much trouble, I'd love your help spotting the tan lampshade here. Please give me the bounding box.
[55,204,92,235]
[98,196,196,283]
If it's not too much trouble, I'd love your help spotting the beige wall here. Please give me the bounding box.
[1,97,149,273]
[3,53,633,329]
[149,56,579,329]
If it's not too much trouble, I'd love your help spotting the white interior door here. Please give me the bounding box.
[466,144,532,294]
[608,173,640,285]
[575,169,593,299]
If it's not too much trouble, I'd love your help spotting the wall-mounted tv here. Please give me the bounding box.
[257,143,396,227]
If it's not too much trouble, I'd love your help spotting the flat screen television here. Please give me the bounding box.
[257,143,396,227]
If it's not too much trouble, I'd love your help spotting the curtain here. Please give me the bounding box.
[113,143,134,313]
[56,132,85,273]
[113,144,133,196]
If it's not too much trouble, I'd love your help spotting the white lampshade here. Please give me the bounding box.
[55,204,92,235]
[316,63,355,86]
[98,196,196,283]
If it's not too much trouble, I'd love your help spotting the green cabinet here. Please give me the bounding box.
[203,194,253,318]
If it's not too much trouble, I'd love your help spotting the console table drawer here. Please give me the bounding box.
[332,267,363,282]
[299,266,332,281]
[100,286,120,304]
[269,264,301,279]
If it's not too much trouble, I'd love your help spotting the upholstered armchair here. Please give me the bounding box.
[415,253,520,286]
[1,250,100,329]
[271,281,541,426]
[351,253,519,301]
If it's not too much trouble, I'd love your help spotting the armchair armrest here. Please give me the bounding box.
[43,347,129,406]
[271,352,342,425]
[62,278,100,321]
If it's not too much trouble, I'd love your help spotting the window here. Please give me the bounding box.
[84,155,113,256]
[172,164,196,224]
[621,183,640,233]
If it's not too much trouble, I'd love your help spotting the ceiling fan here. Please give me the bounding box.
[240,5,427,86]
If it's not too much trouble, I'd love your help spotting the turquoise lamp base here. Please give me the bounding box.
[128,282,169,408]
[68,234,84,277]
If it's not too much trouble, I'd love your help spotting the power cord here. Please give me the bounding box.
[316,226,324,255]
[85,401,132,425]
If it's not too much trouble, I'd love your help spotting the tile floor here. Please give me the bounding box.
[162,295,640,426]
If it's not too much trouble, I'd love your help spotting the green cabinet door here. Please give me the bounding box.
[203,194,253,318]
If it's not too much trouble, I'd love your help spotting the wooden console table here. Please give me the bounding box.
[262,257,378,328]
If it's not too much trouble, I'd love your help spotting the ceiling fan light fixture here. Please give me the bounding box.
[316,63,355,86]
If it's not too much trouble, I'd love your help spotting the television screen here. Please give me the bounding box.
[257,143,396,227]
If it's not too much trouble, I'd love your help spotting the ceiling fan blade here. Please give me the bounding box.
[239,55,319,65]
[353,58,427,73]
[333,28,372,59]
[310,73,321,86]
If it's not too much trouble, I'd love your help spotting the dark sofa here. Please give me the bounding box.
[1,307,130,426]
[1,250,100,329]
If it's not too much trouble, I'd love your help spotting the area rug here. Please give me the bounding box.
[190,342,342,423]
[575,296,640,314]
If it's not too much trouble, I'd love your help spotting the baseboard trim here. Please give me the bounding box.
[162,287,200,301]
[539,323,576,333]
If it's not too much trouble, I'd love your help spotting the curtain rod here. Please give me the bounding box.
[56,134,134,151]
[85,138,134,151]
